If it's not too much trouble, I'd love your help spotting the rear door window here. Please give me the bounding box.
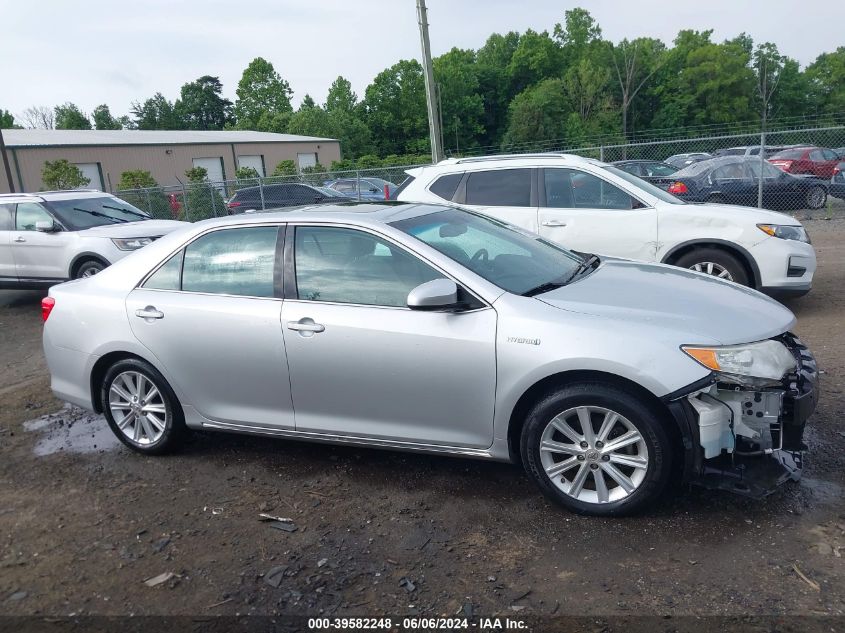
[465,169,531,207]
[181,227,279,298]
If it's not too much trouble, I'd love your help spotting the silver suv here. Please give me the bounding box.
[42,203,819,515]
[0,190,186,289]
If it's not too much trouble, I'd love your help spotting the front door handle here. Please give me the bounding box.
[287,317,325,335]
[135,306,164,320]
[541,220,567,227]
[13,236,26,243]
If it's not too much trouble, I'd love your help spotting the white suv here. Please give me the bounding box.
[396,154,816,297]
[0,190,186,289]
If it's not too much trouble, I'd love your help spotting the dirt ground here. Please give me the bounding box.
[0,219,843,620]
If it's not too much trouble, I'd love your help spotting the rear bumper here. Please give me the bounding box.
[43,330,97,411]
[665,333,819,498]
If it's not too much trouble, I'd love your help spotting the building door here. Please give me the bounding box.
[297,153,317,172]
[74,163,103,190]
[237,155,265,177]
[192,157,225,190]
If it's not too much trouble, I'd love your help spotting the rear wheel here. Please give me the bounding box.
[674,247,750,286]
[74,258,106,279]
[707,194,726,204]
[805,185,826,210]
[101,358,186,454]
[520,382,672,516]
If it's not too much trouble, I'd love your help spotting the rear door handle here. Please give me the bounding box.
[541,220,567,227]
[13,236,25,243]
[287,318,325,334]
[135,306,164,320]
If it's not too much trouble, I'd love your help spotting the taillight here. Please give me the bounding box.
[771,160,792,171]
[41,297,55,322]
[227,201,242,208]
[667,181,688,194]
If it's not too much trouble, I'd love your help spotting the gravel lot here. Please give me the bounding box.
[0,218,843,619]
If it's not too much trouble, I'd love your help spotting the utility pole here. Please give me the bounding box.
[0,128,15,193]
[758,57,767,209]
[416,0,443,163]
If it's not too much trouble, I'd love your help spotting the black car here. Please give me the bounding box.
[226,183,348,213]
[665,156,829,210]
[611,160,678,187]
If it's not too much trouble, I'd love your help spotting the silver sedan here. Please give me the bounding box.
[42,203,818,515]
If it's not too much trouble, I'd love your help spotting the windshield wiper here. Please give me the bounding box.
[522,254,602,297]
[563,254,601,284]
[72,207,128,223]
[101,204,150,219]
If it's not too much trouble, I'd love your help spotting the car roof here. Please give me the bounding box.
[193,201,451,227]
[0,190,114,203]
[612,159,665,164]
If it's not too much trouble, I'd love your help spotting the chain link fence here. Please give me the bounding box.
[114,127,845,221]
[115,165,422,221]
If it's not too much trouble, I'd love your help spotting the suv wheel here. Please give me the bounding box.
[101,358,187,454]
[674,247,749,286]
[805,185,826,210]
[75,259,106,279]
[520,382,672,516]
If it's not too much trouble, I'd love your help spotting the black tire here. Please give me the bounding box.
[101,358,187,455]
[707,194,726,204]
[74,258,106,279]
[674,247,750,286]
[805,185,826,210]
[520,382,673,516]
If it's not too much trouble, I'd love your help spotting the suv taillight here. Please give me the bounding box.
[41,297,55,322]
[667,181,688,194]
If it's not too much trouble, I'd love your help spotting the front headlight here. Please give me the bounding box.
[681,340,797,382]
[112,237,154,251]
[757,224,810,243]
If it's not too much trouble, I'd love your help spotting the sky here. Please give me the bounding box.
[1,0,841,122]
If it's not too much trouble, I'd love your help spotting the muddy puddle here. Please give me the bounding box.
[23,404,121,456]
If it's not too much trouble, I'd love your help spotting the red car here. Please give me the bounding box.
[768,146,841,179]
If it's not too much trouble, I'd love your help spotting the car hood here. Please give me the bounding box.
[661,201,800,225]
[536,258,795,345]
[78,219,188,238]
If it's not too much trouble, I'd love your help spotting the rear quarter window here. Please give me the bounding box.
[428,173,463,201]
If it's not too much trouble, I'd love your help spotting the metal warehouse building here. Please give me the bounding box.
[0,129,341,193]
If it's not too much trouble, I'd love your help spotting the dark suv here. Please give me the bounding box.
[227,183,347,213]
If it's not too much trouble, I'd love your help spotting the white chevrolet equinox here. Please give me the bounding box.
[0,190,186,289]
[396,154,817,298]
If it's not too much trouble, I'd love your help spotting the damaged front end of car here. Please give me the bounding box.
[664,333,819,498]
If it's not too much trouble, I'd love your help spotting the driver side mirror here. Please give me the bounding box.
[35,220,59,233]
[407,278,461,311]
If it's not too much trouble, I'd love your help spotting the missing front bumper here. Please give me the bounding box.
[696,450,803,499]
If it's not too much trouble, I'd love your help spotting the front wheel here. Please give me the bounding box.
[74,259,106,279]
[674,247,750,286]
[101,358,187,454]
[520,382,673,516]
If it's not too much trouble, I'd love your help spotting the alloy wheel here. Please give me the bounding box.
[108,371,168,445]
[688,261,733,280]
[538,406,649,504]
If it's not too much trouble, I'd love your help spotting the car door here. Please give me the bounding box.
[0,204,15,282]
[457,168,537,233]
[708,163,755,205]
[281,224,497,449]
[11,202,72,280]
[125,225,295,429]
[815,149,840,179]
[537,167,658,261]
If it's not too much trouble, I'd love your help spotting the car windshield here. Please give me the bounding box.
[391,207,583,295]
[601,165,685,204]
[47,196,151,230]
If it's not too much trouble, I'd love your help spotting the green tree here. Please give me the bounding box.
[325,76,358,115]
[184,166,225,219]
[272,160,297,177]
[363,59,428,155]
[323,76,373,158]
[553,7,603,64]
[503,78,569,148]
[679,41,755,126]
[42,159,89,190]
[805,47,845,115]
[116,171,172,218]
[476,31,521,146]
[92,104,123,130]
[0,109,17,128]
[506,29,563,97]
[234,166,260,189]
[610,38,666,139]
[233,57,293,129]
[176,76,232,130]
[434,48,485,153]
[118,170,158,189]
[131,93,183,129]
[54,103,92,130]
